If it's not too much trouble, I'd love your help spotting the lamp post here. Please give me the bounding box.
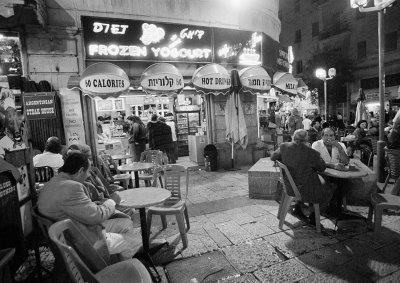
[315,67,336,120]
[350,0,396,182]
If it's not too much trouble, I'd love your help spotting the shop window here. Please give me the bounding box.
[296,60,303,74]
[294,30,302,43]
[357,41,366,59]
[386,31,397,52]
[312,22,319,37]
[0,32,22,76]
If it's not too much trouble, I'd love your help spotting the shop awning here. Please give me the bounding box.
[191,63,231,95]
[239,66,271,94]
[140,63,184,96]
[272,72,298,96]
[296,78,308,98]
[79,62,130,98]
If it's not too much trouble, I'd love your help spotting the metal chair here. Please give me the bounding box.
[48,219,152,283]
[276,161,321,233]
[146,164,190,249]
[367,136,378,167]
[139,150,164,187]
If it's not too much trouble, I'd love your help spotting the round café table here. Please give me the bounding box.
[118,187,171,281]
[118,162,155,188]
[319,160,369,224]
[111,154,134,166]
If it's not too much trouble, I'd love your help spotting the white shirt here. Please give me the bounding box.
[166,121,177,142]
[312,139,347,164]
[302,118,312,130]
[33,151,64,173]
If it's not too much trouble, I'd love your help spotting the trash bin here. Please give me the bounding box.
[204,144,218,171]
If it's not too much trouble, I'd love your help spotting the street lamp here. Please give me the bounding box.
[350,0,397,182]
[315,67,336,120]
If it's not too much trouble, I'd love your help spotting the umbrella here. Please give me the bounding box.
[353,88,369,126]
[225,70,247,170]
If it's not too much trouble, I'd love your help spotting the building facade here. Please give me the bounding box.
[279,0,400,120]
[1,0,282,167]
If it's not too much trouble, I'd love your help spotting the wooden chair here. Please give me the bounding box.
[100,154,131,189]
[276,161,321,233]
[147,165,190,249]
[139,150,164,187]
[48,219,152,283]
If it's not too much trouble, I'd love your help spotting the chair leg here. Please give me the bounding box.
[279,194,293,229]
[373,205,383,240]
[146,210,153,236]
[382,174,391,193]
[342,196,347,211]
[183,206,190,231]
[277,184,285,220]
[160,215,168,229]
[314,204,321,233]
[176,212,188,249]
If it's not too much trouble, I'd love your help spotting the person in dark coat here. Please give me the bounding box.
[147,114,173,163]
[271,129,336,223]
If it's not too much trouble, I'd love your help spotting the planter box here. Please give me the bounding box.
[248,157,281,200]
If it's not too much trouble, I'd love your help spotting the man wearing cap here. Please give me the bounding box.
[271,129,335,224]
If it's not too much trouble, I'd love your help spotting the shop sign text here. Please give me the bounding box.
[241,76,271,91]
[23,93,56,120]
[141,74,183,91]
[80,74,130,94]
[193,75,231,90]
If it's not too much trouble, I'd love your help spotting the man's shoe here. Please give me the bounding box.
[291,204,308,221]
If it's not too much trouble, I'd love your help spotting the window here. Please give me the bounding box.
[312,22,319,37]
[294,0,300,12]
[296,60,303,73]
[357,41,366,59]
[295,30,302,43]
[386,31,397,52]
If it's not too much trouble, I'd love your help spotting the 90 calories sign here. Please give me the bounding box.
[23,93,56,120]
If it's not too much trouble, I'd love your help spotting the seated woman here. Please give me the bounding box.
[347,120,372,162]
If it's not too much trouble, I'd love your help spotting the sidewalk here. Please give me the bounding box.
[146,157,400,282]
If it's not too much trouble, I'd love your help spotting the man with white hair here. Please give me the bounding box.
[271,129,335,224]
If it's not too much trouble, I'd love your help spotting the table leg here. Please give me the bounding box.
[138,208,161,281]
[134,171,139,188]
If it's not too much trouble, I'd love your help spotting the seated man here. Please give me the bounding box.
[66,144,133,218]
[271,129,335,224]
[33,136,64,174]
[38,151,141,260]
[312,127,350,169]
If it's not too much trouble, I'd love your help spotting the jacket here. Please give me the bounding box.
[271,142,331,203]
[147,121,173,150]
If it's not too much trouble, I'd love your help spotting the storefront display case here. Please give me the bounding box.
[176,111,201,156]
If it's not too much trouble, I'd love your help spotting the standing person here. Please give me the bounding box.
[302,115,312,131]
[127,115,147,162]
[336,112,345,130]
[271,129,335,224]
[147,114,173,163]
[287,108,303,134]
[33,136,64,174]
[164,112,178,163]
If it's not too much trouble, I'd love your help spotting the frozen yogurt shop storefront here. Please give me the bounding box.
[70,16,289,167]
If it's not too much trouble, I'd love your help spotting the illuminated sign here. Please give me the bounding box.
[214,28,262,66]
[82,17,213,63]
[79,74,130,94]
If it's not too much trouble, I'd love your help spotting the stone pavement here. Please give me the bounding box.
[144,158,400,282]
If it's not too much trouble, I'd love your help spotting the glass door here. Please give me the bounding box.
[176,112,189,156]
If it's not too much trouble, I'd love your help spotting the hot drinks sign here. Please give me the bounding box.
[82,16,213,63]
